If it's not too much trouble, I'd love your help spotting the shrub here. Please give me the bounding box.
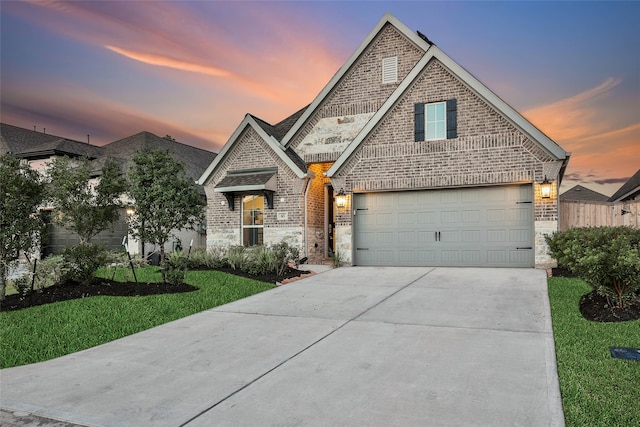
[165,267,185,285]
[32,255,68,290]
[167,249,186,270]
[11,276,31,296]
[61,243,109,285]
[227,246,247,271]
[271,242,299,276]
[242,246,278,276]
[545,226,640,308]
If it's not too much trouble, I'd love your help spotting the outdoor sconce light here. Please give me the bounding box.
[335,188,347,208]
[540,176,552,199]
[126,207,136,216]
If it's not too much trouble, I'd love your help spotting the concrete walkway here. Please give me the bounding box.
[1,267,564,426]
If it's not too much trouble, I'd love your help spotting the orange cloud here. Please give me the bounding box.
[524,78,640,196]
[105,46,232,78]
[524,77,621,141]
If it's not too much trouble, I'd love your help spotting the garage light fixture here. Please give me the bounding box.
[126,206,136,216]
[540,176,552,199]
[336,188,347,208]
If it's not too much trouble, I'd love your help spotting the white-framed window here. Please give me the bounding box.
[242,195,264,246]
[382,56,398,84]
[426,101,446,141]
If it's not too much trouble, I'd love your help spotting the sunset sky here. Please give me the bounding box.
[1,1,638,196]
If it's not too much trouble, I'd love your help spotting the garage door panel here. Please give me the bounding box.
[461,210,481,222]
[376,213,393,226]
[509,207,532,222]
[417,211,436,224]
[417,231,436,243]
[354,185,533,267]
[398,231,416,244]
[487,250,509,264]
[462,250,481,264]
[398,212,416,225]
[376,232,394,245]
[461,230,481,243]
[441,211,459,223]
[509,229,531,243]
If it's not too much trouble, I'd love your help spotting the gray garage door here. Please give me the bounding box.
[353,185,534,267]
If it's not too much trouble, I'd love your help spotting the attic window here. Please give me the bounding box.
[382,56,398,84]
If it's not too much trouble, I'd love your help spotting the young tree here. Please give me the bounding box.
[127,149,205,283]
[0,154,46,300]
[47,156,127,244]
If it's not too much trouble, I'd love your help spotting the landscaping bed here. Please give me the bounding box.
[1,266,308,312]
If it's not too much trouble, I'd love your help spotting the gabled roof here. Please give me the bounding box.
[102,131,216,181]
[560,185,609,202]
[280,13,431,148]
[326,43,569,177]
[197,115,308,185]
[609,169,640,202]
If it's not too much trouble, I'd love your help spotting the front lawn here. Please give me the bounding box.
[0,268,274,368]
[548,277,640,426]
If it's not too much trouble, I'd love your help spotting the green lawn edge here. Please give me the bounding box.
[0,268,274,369]
[548,277,640,426]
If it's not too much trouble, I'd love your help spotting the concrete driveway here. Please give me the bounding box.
[1,267,564,426]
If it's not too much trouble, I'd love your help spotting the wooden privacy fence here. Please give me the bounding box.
[560,200,640,231]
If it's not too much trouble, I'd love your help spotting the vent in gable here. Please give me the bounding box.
[382,56,398,84]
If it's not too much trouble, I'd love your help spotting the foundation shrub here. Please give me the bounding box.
[546,226,640,308]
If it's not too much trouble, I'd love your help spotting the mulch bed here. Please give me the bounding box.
[579,291,640,323]
[1,267,309,312]
[551,267,640,323]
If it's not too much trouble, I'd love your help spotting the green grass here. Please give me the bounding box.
[0,267,274,368]
[548,277,640,426]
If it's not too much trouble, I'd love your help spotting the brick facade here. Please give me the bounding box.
[202,15,567,268]
[205,127,305,248]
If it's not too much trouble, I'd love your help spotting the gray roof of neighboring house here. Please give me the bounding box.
[2,123,216,183]
[1,123,98,158]
[560,185,610,202]
[609,169,640,202]
[101,131,217,181]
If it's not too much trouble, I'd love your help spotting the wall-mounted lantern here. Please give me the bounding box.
[540,176,552,199]
[126,206,136,216]
[335,188,347,208]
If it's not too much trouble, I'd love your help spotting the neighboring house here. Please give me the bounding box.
[609,169,640,202]
[560,185,609,202]
[1,123,216,257]
[198,14,569,268]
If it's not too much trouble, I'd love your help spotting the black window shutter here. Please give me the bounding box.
[446,99,457,139]
[414,103,425,142]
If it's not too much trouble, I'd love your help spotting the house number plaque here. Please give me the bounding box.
[277,212,288,221]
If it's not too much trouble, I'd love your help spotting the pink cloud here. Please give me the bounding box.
[524,78,639,195]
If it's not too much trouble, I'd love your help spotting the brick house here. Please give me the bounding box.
[198,14,569,268]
